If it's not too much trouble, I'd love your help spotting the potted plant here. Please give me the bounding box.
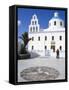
[18,32,31,59]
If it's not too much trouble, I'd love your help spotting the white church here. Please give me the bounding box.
[28,12,65,58]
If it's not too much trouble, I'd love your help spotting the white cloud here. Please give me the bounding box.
[18,20,21,26]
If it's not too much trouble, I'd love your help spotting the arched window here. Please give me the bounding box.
[33,27,35,31]
[36,26,38,32]
[45,36,47,40]
[30,27,32,32]
[59,36,62,40]
[52,36,54,40]
[35,21,37,25]
[45,45,47,49]
[60,46,62,50]
[38,36,40,41]
[32,46,34,50]
[32,21,34,25]
[60,21,62,26]
[54,21,56,25]
[32,37,34,41]
[34,16,36,19]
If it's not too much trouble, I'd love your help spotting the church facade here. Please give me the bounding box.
[28,12,65,57]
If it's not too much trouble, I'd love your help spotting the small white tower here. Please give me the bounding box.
[54,12,58,17]
[29,14,40,32]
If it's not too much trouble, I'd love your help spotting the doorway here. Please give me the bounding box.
[51,45,55,52]
[51,41,55,52]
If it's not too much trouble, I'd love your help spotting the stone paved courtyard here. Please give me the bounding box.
[18,57,65,82]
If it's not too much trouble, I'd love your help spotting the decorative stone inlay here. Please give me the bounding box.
[20,66,59,81]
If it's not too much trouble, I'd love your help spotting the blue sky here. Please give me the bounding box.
[18,8,65,37]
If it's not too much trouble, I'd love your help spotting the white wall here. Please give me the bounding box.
[0,0,69,90]
[28,31,65,56]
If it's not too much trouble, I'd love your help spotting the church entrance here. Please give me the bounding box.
[50,41,56,57]
[51,41,55,52]
[51,45,55,52]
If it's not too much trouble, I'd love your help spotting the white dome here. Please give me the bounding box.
[49,12,64,28]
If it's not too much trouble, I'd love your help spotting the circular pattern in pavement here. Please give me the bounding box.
[20,66,59,81]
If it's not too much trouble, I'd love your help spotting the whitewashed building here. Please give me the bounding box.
[28,12,65,57]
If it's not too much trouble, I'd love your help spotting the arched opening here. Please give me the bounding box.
[51,41,55,52]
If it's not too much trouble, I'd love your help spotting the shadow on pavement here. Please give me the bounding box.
[30,52,40,59]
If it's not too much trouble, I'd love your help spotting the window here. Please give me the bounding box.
[33,27,35,31]
[60,46,62,50]
[54,21,56,25]
[32,21,34,25]
[32,46,34,50]
[34,16,35,19]
[35,21,37,25]
[30,27,32,32]
[52,36,54,40]
[36,26,38,32]
[60,22,62,26]
[45,36,47,40]
[32,37,34,41]
[59,36,62,40]
[38,36,40,41]
[45,46,47,49]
